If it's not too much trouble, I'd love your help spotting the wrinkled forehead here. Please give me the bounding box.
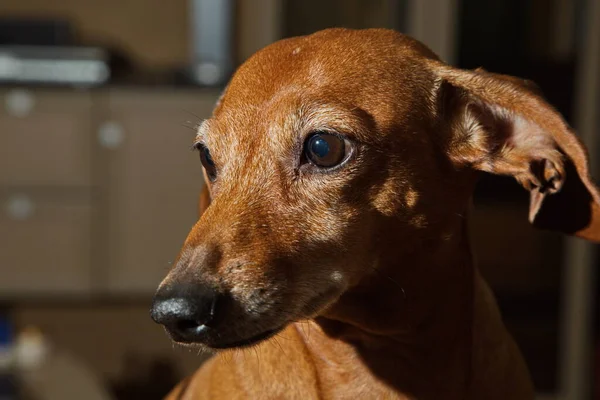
[196,93,374,152]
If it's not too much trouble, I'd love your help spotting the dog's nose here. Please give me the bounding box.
[150,284,218,342]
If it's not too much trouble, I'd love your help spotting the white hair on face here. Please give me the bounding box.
[195,119,216,142]
[330,270,343,283]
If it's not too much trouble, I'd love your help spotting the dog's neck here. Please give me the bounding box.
[308,218,477,397]
[325,215,474,331]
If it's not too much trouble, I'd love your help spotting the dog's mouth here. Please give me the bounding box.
[169,324,286,350]
[207,290,341,349]
[210,326,285,349]
[161,284,345,350]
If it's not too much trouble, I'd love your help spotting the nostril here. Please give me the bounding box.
[176,319,199,331]
[175,319,207,335]
[150,291,220,341]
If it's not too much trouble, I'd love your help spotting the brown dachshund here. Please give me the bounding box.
[151,28,600,399]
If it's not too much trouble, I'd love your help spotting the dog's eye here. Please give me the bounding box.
[198,145,217,181]
[304,132,347,168]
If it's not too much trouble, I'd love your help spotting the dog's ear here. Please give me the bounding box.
[433,63,600,242]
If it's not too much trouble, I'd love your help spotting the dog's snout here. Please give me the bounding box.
[151,284,219,343]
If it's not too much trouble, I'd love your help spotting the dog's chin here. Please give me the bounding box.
[169,324,286,351]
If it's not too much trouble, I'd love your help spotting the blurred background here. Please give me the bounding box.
[0,0,598,399]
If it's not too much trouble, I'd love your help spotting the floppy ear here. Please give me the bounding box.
[433,63,600,242]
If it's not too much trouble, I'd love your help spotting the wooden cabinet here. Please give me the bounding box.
[0,89,93,187]
[0,89,93,297]
[0,87,219,297]
[0,190,92,295]
[98,89,217,294]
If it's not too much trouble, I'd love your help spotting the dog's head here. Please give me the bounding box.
[151,28,600,349]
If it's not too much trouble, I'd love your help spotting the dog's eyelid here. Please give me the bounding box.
[192,141,207,153]
[193,137,214,151]
[301,123,369,146]
[305,128,340,140]
[299,104,372,141]
[302,126,354,143]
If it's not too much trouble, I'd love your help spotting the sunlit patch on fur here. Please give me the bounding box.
[309,62,327,86]
[303,214,346,243]
[301,104,369,138]
[409,214,427,228]
[442,232,453,241]
[372,179,405,216]
[330,270,343,283]
[404,188,419,208]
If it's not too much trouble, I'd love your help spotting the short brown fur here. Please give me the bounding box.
[156,29,600,399]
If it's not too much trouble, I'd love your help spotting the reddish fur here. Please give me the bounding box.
[158,29,600,399]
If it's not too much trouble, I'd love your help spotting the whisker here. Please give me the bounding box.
[272,335,288,357]
[181,121,200,131]
[181,108,205,123]
[253,346,261,375]
[369,265,407,299]
[299,320,308,338]
[306,320,313,342]
[221,350,233,366]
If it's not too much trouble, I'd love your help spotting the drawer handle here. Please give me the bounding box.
[6,194,35,220]
[98,121,125,149]
[5,89,35,117]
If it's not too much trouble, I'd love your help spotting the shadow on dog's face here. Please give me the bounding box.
[152,28,600,350]
[151,30,448,350]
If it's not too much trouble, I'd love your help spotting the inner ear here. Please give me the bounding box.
[441,81,566,197]
[433,66,600,241]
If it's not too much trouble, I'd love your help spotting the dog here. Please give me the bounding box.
[150,28,600,399]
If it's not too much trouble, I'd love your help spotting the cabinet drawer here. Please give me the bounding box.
[0,191,92,296]
[0,89,92,186]
[101,89,218,294]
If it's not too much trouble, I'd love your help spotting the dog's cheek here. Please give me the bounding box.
[227,274,283,317]
[300,202,373,283]
[304,214,346,244]
[300,190,363,244]
[280,265,348,318]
